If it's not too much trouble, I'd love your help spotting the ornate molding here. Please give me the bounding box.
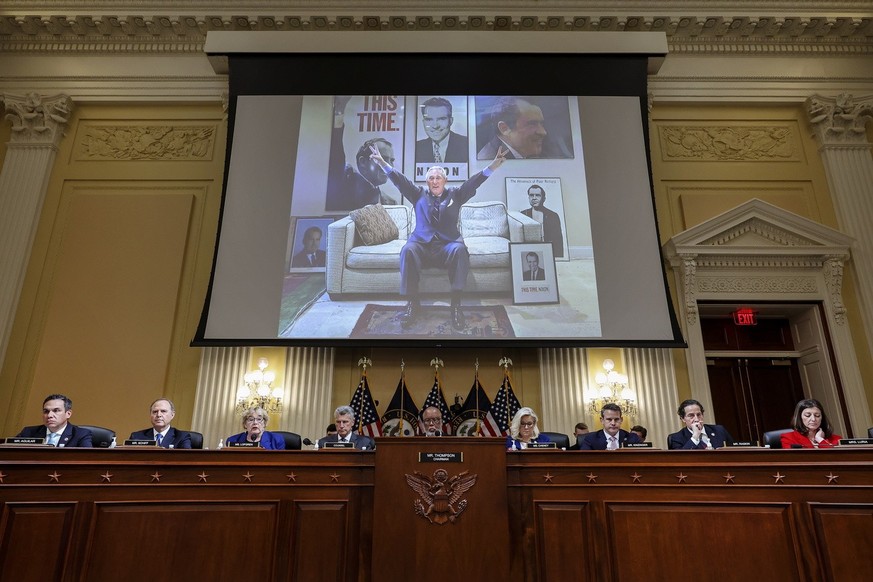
[677,255,698,326]
[823,257,848,325]
[76,124,217,161]
[1,93,73,146]
[0,14,871,56]
[701,218,814,247]
[659,126,797,161]
[696,276,818,294]
[806,93,873,147]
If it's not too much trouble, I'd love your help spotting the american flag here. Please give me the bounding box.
[349,375,382,438]
[451,376,494,436]
[421,373,454,435]
[484,374,521,436]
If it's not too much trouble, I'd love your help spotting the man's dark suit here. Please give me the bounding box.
[17,424,93,447]
[667,424,734,450]
[129,426,192,449]
[387,168,490,296]
[414,132,469,164]
[325,125,385,212]
[317,432,375,450]
[291,249,326,268]
[523,267,545,281]
[578,429,640,450]
[522,206,564,258]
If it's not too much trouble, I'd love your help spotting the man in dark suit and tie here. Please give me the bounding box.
[318,405,375,450]
[522,252,546,281]
[414,97,469,165]
[370,143,508,330]
[291,226,326,268]
[578,403,641,450]
[16,394,93,447]
[129,398,192,448]
[521,184,564,258]
[667,399,734,449]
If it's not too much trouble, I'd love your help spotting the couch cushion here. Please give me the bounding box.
[460,202,510,239]
[346,240,405,269]
[350,203,400,245]
[467,236,511,268]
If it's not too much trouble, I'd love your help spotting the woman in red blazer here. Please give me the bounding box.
[781,398,841,449]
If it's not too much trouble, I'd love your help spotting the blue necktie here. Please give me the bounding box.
[156,433,163,447]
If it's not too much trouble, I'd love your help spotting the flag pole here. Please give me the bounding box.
[356,357,372,434]
[399,359,406,437]
[430,357,444,435]
[474,359,481,436]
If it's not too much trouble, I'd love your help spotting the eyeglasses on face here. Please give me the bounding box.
[244,417,265,424]
[423,417,443,425]
[520,421,536,428]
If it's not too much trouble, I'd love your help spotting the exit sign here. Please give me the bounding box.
[732,308,758,326]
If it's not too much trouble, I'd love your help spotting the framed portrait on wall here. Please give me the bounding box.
[510,242,559,305]
[286,217,333,273]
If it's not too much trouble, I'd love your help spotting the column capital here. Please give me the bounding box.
[1,93,74,147]
[806,93,873,147]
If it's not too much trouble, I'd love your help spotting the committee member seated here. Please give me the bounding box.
[630,425,648,443]
[421,406,445,437]
[226,407,285,449]
[781,398,841,449]
[667,399,734,450]
[129,398,191,448]
[579,403,641,450]
[505,407,551,450]
[16,393,92,447]
[317,405,375,450]
[567,421,589,450]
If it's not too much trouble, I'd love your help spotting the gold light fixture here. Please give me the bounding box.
[585,359,638,420]
[236,357,283,414]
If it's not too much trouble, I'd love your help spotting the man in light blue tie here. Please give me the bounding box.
[16,394,93,447]
[129,398,192,449]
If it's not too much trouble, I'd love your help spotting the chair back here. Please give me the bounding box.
[273,431,302,450]
[762,428,794,449]
[540,431,570,450]
[78,424,116,448]
[187,431,204,449]
[868,427,873,438]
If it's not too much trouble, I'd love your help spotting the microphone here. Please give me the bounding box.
[790,444,803,449]
[432,430,442,437]
[302,438,313,446]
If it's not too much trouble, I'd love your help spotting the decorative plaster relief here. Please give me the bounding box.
[659,125,797,161]
[696,276,817,294]
[702,218,816,247]
[1,93,73,146]
[807,93,873,147]
[823,257,848,325]
[77,125,216,160]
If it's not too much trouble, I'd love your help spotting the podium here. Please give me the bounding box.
[372,437,510,579]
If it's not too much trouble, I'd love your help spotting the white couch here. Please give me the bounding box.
[326,201,543,298]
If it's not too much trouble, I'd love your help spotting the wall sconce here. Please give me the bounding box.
[585,359,638,419]
[236,357,283,414]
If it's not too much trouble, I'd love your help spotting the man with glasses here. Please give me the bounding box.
[129,398,192,448]
[317,405,375,450]
[420,406,445,437]
[667,399,734,450]
[578,403,641,450]
[16,393,93,447]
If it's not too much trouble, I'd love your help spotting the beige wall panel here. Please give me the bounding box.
[23,185,195,439]
[666,182,817,231]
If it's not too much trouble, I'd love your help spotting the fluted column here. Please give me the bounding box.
[281,346,334,443]
[624,348,679,450]
[192,346,251,449]
[0,93,73,371]
[807,93,873,358]
[539,347,590,436]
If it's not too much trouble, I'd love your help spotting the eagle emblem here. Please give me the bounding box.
[405,469,478,525]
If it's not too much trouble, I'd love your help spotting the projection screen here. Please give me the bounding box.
[196,31,684,348]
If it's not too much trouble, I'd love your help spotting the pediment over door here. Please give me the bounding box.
[663,198,853,326]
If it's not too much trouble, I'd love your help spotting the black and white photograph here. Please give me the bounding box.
[510,243,559,305]
[506,177,569,260]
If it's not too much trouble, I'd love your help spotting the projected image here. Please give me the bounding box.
[274,94,599,340]
[475,96,575,160]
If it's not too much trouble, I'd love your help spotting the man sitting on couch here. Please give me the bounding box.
[369,144,508,330]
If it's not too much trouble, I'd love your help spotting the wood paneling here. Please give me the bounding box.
[0,503,76,582]
[290,502,348,582]
[810,503,873,582]
[535,502,591,582]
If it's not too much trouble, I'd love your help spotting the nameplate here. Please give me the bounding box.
[840,438,873,446]
[624,442,653,448]
[4,437,45,445]
[728,441,757,448]
[226,441,258,448]
[418,452,463,463]
[124,439,157,447]
[323,441,354,449]
[527,442,557,449]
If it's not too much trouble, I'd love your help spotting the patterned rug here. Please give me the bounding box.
[351,304,515,338]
